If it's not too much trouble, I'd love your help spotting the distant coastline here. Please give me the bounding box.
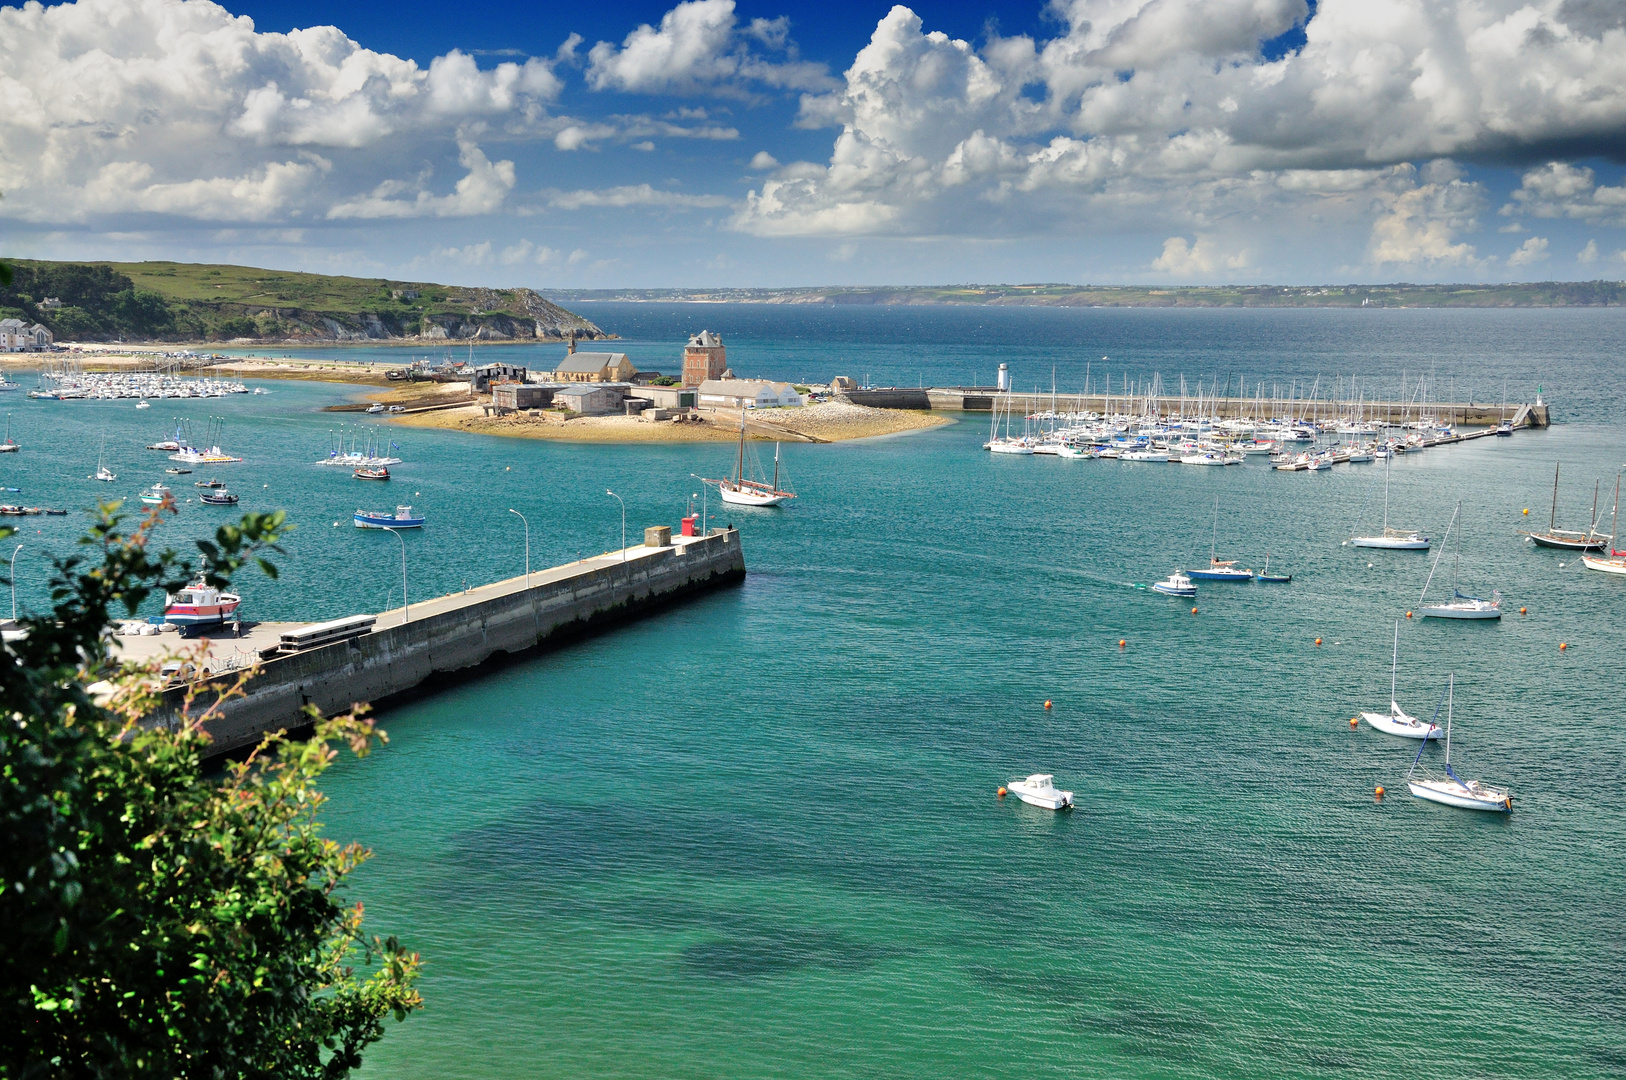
[545,281,1626,309]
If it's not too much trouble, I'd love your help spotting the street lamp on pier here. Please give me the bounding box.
[605,490,625,564]
[379,526,408,622]
[508,508,530,587]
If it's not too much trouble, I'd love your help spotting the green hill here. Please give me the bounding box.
[0,259,608,344]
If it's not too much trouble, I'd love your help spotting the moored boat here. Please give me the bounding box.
[1418,502,1501,620]
[1521,464,1608,551]
[139,483,172,506]
[1151,570,1197,597]
[1405,676,1511,811]
[703,413,796,507]
[199,489,239,506]
[1006,774,1074,810]
[355,505,425,529]
[1360,624,1441,739]
[354,466,391,480]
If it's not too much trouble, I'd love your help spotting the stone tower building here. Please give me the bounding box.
[682,330,726,386]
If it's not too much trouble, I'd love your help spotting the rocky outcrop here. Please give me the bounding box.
[217,289,609,343]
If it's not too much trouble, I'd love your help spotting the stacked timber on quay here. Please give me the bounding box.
[151,527,745,758]
[845,388,1550,427]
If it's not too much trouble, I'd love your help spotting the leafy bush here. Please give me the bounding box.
[0,505,420,1079]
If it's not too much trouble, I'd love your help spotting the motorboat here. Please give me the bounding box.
[366,403,386,414]
[354,467,391,480]
[162,579,242,632]
[1406,676,1511,812]
[139,483,172,506]
[1304,454,1332,471]
[1006,774,1074,810]
[355,505,425,529]
[1350,453,1428,549]
[1055,443,1095,459]
[1256,554,1291,583]
[704,413,796,506]
[1418,502,1501,620]
[1360,624,1441,739]
[199,489,239,506]
[195,478,225,488]
[1121,448,1170,462]
[136,400,150,409]
[165,467,192,475]
[1151,570,1197,597]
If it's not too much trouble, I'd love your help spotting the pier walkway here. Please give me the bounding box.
[846,388,1550,428]
[142,526,745,758]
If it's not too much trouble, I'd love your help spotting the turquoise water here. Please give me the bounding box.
[7,308,1626,1077]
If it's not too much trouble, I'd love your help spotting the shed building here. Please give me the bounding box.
[472,362,526,392]
[550,351,636,383]
[491,383,555,411]
[627,385,697,410]
[554,383,629,416]
[697,379,804,409]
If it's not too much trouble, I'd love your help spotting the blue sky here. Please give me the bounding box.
[1,0,1624,287]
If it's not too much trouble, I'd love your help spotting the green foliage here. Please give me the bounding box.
[1,505,420,1079]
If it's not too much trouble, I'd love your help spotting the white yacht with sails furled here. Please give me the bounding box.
[1418,502,1501,619]
[704,412,796,507]
[1405,676,1511,812]
[1360,623,1441,739]
[1350,453,1428,549]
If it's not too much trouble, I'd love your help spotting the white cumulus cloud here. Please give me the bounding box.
[1506,235,1550,267]
[585,0,834,95]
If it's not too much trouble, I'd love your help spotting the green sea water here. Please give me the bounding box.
[6,308,1625,1078]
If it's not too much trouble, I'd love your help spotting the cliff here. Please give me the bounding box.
[0,259,610,344]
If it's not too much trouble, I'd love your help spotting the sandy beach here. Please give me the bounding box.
[390,399,952,444]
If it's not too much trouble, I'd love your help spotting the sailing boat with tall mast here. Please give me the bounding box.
[1406,675,1512,811]
[0,415,16,453]
[1188,497,1253,580]
[1521,462,1608,550]
[704,412,796,507]
[1418,501,1501,619]
[1360,622,1441,739]
[1351,453,1429,549]
[1581,474,1626,575]
[92,434,115,482]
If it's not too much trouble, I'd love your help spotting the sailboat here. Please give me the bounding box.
[1256,553,1291,583]
[1188,498,1253,580]
[93,435,116,482]
[704,412,796,507]
[985,390,1033,454]
[1581,475,1626,576]
[1418,501,1501,619]
[1521,463,1607,550]
[1360,622,1441,738]
[1350,453,1429,549]
[0,415,16,453]
[1406,675,1512,811]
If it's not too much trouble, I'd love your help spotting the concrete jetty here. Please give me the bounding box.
[140,526,745,758]
[847,388,1550,427]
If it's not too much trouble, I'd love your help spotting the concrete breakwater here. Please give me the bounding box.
[155,527,744,758]
[847,388,1550,427]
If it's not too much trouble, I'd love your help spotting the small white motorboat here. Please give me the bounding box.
[1006,774,1074,810]
[1406,676,1511,812]
[1151,570,1197,597]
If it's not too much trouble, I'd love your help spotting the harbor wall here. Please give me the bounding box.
[846,389,1550,427]
[157,529,745,758]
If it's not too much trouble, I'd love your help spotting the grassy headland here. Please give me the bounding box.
[548,281,1626,307]
[0,258,607,343]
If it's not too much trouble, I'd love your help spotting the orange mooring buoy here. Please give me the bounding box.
[1119,639,1126,648]
[1191,606,1198,614]
[1522,508,1529,515]
[1520,607,1527,615]
[1315,637,1322,646]
[1044,700,1053,710]
[997,787,1007,798]
[1375,785,1385,799]
[1350,717,1359,728]
[1405,611,1413,618]
[1560,642,1568,650]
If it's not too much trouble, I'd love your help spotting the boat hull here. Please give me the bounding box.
[1527,533,1606,550]
[1361,711,1440,739]
[1408,780,1511,811]
[355,514,424,528]
[1008,788,1074,810]
[1151,583,1196,597]
[1419,604,1501,620]
[1580,554,1626,575]
[1351,536,1430,550]
[1188,569,1253,581]
[718,485,789,507]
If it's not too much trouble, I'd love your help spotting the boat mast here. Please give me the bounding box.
[1210,497,1219,565]
[1550,462,1559,533]
[1381,452,1391,532]
[1587,479,1600,543]
[1390,621,1399,707]
[1444,675,1453,764]
[773,442,780,493]
[735,411,746,486]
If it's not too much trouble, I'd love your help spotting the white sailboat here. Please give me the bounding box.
[1581,475,1626,576]
[704,412,796,507]
[93,435,116,482]
[1189,498,1253,581]
[1351,453,1428,549]
[1406,676,1512,811]
[1418,502,1501,619]
[0,415,17,453]
[1360,622,1441,739]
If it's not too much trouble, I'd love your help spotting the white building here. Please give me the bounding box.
[0,319,53,352]
[696,378,804,409]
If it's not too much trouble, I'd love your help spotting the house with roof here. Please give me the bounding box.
[0,319,53,352]
[697,378,804,409]
[549,350,636,383]
[682,330,726,386]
